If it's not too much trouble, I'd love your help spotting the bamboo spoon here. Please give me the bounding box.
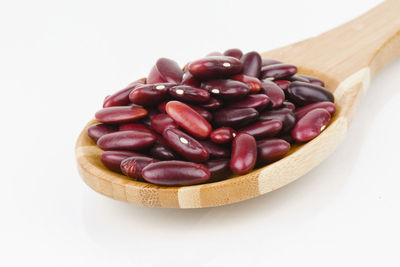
[75,0,400,208]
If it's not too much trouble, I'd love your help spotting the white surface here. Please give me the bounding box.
[1,0,399,266]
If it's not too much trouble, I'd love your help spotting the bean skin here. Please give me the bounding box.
[129,83,175,106]
[157,102,167,113]
[213,108,259,128]
[118,123,158,140]
[287,81,334,106]
[294,101,336,119]
[141,108,158,127]
[97,130,156,151]
[199,141,230,159]
[288,74,310,83]
[188,105,213,122]
[166,101,212,139]
[149,136,179,160]
[226,94,270,111]
[163,128,209,162]
[181,72,200,87]
[257,138,290,165]
[148,58,183,84]
[296,74,325,87]
[231,74,262,93]
[101,150,145,173]
[282,101,296,111]
[274,80,291,91]
[95,106,148,124]
[103,78,146,108]
[261,58,282,67]
[261,80,285,108]
[241,51,262,77]
[210,127,237,144]
[188,56,242,79]
[205,159,231,182]
[150,114,178,134]
[230,133,257,175]
[169,85,210,103]
[199,97,224,110]
[291,108,331,142]
[223,48,243,59]
[141,160,210,186]
[120,156,159,181]
[87,124,117,142]
[261,63,297,80]
[239,120,282,139]
[201,79,250,101]
[259,108,296,133]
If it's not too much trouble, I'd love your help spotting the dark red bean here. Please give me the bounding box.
[226,94,269,110]
[274,80,291,91]
[259,108,296,133]
[87,124,117,142]
[181,72,200,87]
[169,85,210,103]
[280,135,295,144]
[141,108,158,127]
[199,141,230,159]
[205,159,231,182]
[149,136,178,160]
[241,51,262,77]
[150,114,178,134]
[118,123,158,139]
[200,97,224,110]
[288,75,310,83]
[141,160,210,186]
[257,139,290,165]
[148,58,183,84]
[163,128,209,162]
[291,108,331,142]
[261,80,285,108]
[261,63,297,80]
[223,48,243,59]
[213,107,259,128]
[129,83,175,106]
[97,130,156,151]
[188,105,213,122]
[95,106,148,124]
[103,78,146,108]
[294,101,336,119]
[287,81,334,106]
[166,101,212,139]
[206,51,224,56]
[158,102,167,113]
[231,74,262,93]
[282,101,296,111]
[188,56,242,79]
[201,79,250,100]
[101,150,145,173]
[120,156,158,181]
[297,74,325,87]
[210,127,237,144]
[230,133,257,175]
[239,120,282,139]
[261,58,282,67]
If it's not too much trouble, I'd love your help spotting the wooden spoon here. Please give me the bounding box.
[75,0,400,208]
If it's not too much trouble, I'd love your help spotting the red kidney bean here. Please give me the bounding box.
[274,80,291,91]
[101,150,145,173]
[87,124,117,142]
[201,79,250,100]
[210,127,237,144]
[141,108,158,127]
[129,83,175,106]
[259,108,296,133]
[294,101,336,119]
[282,101,296,111]
[158,102,167,113]
[287,81,334,106]
[280,134,295,144]
[200,97,224,110]
[150,114,178,134]
[261,63,297,80]
[103,78,146,108]
[148,58,183,84]
[141,160,210,186]
[257,138,290,165]
[149,136,179,160]
[120,156,158,181]
[239,120,282,139]
[261,58,282,67]
[95,106,148,124]
[181,72,200,87]
[288,74,310,83]
[199,141,230,159]
[118,123,158,140]
[241,51,262,77]
[297,74,325,87]
[231,74,262,93]
[223,48,243,59]
[261,80,285,108]
[207,51,224,56]
[188,56,242,79]
[291,108,331,142]
[97,130,156,151]
[230,133,257,175]
[188,105,213,122]
[169,85,210,103]
[213,107,259,128]
[163,128,209,162]
[166,101,212,139]
[205,159,231,181]
[226,94,270,111]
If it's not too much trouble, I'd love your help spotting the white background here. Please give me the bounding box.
[1,0,399,266]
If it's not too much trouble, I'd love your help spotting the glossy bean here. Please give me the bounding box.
[294,101,336,119]
[231,74,262,93]
[141,160,210,186]
[129,83,175,106]
[223,48,243,59]
[239,120,282,139]
[226,94,269,110]
[150,114,178,134]
[169,85,210,103]
[199,141,230,159]
[188,56,242,79]
[210,127,237,144]
[200,97,224,110]
[274,80,291,91]
[120,156,158,181]
[141,108,158,127]
[261,80,285,108]
[87,124,117,142]
[288,74,310,83]
[241,51,262,77]
[201,79,250,100]
[97,130,156,151]
[287,81,334,106]
[205,159,231,182]
[261,58,282,67]
[257,139,290,165]
[188,105,213,122]
[213,107,259,128]
[166,101,212,139]
[101,150,145,173]
[181,72,200,87]
[291,108,331,142]
[297,74,325,87]
[261,63,297,80]
[147,58,183,84]
[118,123,158,139]
[282,101,296,111]
[230,133,257,175]
[95,106,148,124]
[158,102,167,113]
[163,128,209,162]
[149,136,178,160]
[259,108,296,133]
[103,78,145,108]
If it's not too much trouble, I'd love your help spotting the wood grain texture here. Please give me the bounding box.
[75,0,400,208]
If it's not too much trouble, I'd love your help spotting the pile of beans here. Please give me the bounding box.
[87,49,336,186]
